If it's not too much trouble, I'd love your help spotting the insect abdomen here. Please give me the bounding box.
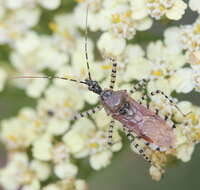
[112,94,175,151]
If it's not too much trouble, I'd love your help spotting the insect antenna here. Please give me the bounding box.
[11,76,87,85]
[84,4,92,81]
[11,5,99,92]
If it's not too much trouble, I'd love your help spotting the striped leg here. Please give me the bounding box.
[123,127,152,164]
[149,90,189,117]
[71,105,102,120]
[109,58,118,89]
[139,94,149,108]
[130,79,149,94]
[108,119,115,146]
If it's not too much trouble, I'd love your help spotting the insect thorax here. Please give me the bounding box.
[100,90,135,116]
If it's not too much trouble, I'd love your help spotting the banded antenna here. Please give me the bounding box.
[12,4,92,86]
[84,3,92,80]
[11,76,87,85]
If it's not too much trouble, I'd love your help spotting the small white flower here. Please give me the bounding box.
[90,150,112,170]
[38,0,61,10]
[42,184,60,190]
[92,110,110,129]
[63,118,95,155]
[52,143,70,164]
[169,68,195,93]
[130,0,149,20]
[32,134,53,161]
[54,162,78,179]
[22,179,40,190]
[75,179,88,190]
[5,0,25,9]
[180,17,200,52]
[146,0,187,20]
[189,0,200,14]
[147,40,185,68]
[74,3,109,32]
[10,7,41,29]
[135,17,153,31]
[164,27,183,54]
[149,166,163,181]
[176,144,194,162]
[42,179,87,190]
[1,108,40,150]
[123,56,150,81]
[26,79,48,98]
[124,44,145,60]
[47,118,69,135]
[30,160,51,181]
[14,31,40,55]
[166,0,187,20]
[192,65,200,92]
[97,32,126,56]
[0,152,41,190]
[0,7,40,45]
[84,90,99,104]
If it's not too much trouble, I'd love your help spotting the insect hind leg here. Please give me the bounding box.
[149,90,189,117]
[71,105,102,120]
[123,127,152,164]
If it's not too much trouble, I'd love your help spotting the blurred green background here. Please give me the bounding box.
[0,0,200,189]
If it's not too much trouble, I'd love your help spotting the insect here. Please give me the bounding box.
[13,4,187,165]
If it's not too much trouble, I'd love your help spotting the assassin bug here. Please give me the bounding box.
[13,4,188,165]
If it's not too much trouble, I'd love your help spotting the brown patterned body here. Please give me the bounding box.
[100,90,175,151]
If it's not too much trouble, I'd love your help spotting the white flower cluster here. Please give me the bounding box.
[75,0,187,40]
[179,17,200,92]
[146,0,187,20]
[0,0,61,45]
[0,0,200,188]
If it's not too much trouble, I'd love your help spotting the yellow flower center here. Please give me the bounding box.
[187,112,198,125]
[125,10,132,17]
[7,135,17,142]
[159,5,165,11]
[194,24,200,34]
[48,22,57,32]
[35,120,42,128]
[111,13,121,23]
[192,41,198,48]
[64,100,72,107]
[63,30,74,41]
[89,143,99,148]
[74,0,85,2]
[152,70,163,76]
[101,64,112,70]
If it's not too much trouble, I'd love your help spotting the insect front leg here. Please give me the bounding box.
[130,79,149,94]
[122,127,153,164]
[108,58,118,90]
[71,105,102,120]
